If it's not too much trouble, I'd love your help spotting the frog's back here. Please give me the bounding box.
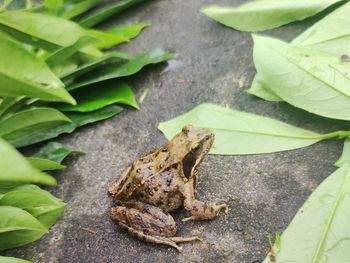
[131,164,185,212]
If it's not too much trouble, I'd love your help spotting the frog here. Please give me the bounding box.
[108,125,228,251]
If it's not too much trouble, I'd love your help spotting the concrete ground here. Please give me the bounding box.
[5,0,350,262]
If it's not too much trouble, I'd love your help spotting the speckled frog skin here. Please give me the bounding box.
[108,125,228,251]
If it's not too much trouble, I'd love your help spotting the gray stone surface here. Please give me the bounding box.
[4,0,350,262]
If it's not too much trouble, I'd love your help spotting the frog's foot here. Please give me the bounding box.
[119,222,184,252]
[182,203,228,222]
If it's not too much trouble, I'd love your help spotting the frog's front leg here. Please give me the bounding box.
[110,201,201,252]
[182,179,228,222]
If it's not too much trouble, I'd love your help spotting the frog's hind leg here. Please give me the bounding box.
[110,201,201,251]
[118,222,201,252]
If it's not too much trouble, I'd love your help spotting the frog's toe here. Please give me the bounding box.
[215,202,228,213]
[170,236,203,243]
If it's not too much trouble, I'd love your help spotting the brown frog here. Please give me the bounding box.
[108,125,228,251]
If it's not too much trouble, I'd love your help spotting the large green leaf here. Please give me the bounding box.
[60,51,131,80]
[0,184,66,228]
[158,103,347,155]
[13,105,123,148]
[26,157,66,171]
[0,256,31,263]
[253,35,350,120]
[263,162,350,262]
[293,1,350,55]
[0,107,71,146]
[0,10,101,56]
[0,31,75,104]
[334,138,350,167]
[68,48,173,91]
[0,137,56,185]
[33,141,84,164]
[57,82,138,112]
[0,206,47,251]
[201,0,344,32]
[248,2,350,101]
[79,0,145,28]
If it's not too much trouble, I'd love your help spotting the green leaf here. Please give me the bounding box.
[263,163,350,262]
[0,97,25,119]
[0,31,75,104]
[33,141,84,164]
[108,22,150,40]
[253,34,350,120]
[69,48,173,91]
[0,107,71,146]
[46,35,97,67]
[334,138,350,167]
[249,2,350,102]
[60,51,131,80]
[0,256,31,263]
[56,82,138,112]
[44,0,63,14]
[201,0,344,32]
[158,103,343,155]
[0,206,47,251]
[246,74,283,102]
[0,10,101,56]
[58,0,100,19]
[79,0,145,28]
[88,23,150,50]
[293,1,350,55]
[0,137,56,185]
[87,29,128,49]
[13,105,123,148]
[0,184,66,228]
[26,157,66,171]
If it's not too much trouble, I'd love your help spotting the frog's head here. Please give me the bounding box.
[172,124,214,178]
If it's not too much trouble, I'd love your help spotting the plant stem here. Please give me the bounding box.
[319,130,350,140]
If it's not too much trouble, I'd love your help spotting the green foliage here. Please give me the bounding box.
[0,206,47,251]
[201,0,344,32]
[0,31,75,104]
[0,137,56,185]
[0,0,170,258]
[79,0,146,28]
[68,48,173,91]
[57,82,139,112]
[0,184,66,228]
[33,142,84,164]
[253,34,350,120]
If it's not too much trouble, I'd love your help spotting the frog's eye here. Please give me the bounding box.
[182,126,190,134]
[192,143,200,151]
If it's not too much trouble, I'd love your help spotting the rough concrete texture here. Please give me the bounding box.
[4,0,350,262]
